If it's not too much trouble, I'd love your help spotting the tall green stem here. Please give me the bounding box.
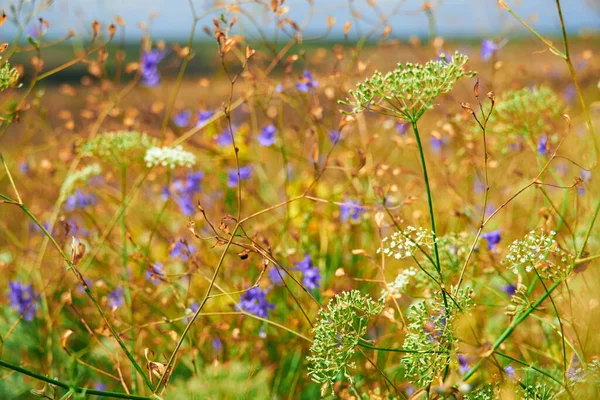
[462,278,562,382]
[120,165,136,393]
[410,117,451,383]
[410,119,442,274]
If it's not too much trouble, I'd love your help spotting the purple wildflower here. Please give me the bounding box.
[564,84,576,103]
[458,354,471,375]
[107,287,125,309]
[578,169,592,196]
[396,122,408,135]
[212,337,223,351]
[258,124,277,146]
[197,110,214,127]
[140,49,167,87]
[537,135,548,155]
[170,240,196,261]
[431,136,444,153]
[19,162,29,174]
[215,125,236,146]
[340,197,364,223]
[295,254,321,291]
[581,170,592,182]
[8,281,37,321]
[274,83,283,93]
[505,365,515,379]
[227,166,252,188]
[328,130,341,143]
[296,70,319,93]
[164,171,204,216]
[426,313,447,343]
[236,287,274,318]
[175,197,195,216]
[502,283,516,298]
[480,40,503,61]
[145,263,164,285]
[173,110,191,127]
[94,383,107,391]
[567,354,584,382]
[65,190,97,211]
[474,178,485,194]
[481,229,501,250]
[27,20,46,39]
[268,266,283,285]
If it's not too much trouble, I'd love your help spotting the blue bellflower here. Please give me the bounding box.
[502,283,517,298]
[107,287,125,309]
[457,354,471,375]
[215,125,236,146]
[295,254,321,291]
[431,136,444,153]
[212,337,223,351]
[173,110,191,127]
[8,281,37,321]
[578,169,592,196]
[27,20,46,39]
[163,171,204,216]
[567,354,584,382]
[227,166,252,188]
[328,130,342,143]
[170,240,196,261]
[185,302,199,323]
[268,265,283,285]
[538,135,548,155]
[481,229,501,250]
[65,190,97,211]
[258,124,277,146]
[296,70,319,93]
[145,263,164,285]
[197,110,214,127]
[340,197,364,222]
[236,287,274,318]
[140,49,167,87]
[480,40,503,61]
[19,162,30,174]
[396,122,408,135]
[505,365,515,379]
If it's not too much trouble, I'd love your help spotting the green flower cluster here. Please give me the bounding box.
[502,229,574,281]
[59,163,102,198]
[484,86,565,152]
[340,52,475,120]
[307,290,384,394]
[401,287,473,387]
[77,131,157,164]
[0,57,21,92]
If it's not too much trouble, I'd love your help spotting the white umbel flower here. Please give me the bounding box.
[144,146,195,168]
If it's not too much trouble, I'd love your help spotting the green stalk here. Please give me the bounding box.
[120,165,136,393]
[462,278,563,382]
[410,117,452,382]
[409,119,442,274]
[0,359,151,400]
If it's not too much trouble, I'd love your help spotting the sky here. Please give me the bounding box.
[1,0,599,41]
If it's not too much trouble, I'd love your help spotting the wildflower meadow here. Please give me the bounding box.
[0,0,600,399]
